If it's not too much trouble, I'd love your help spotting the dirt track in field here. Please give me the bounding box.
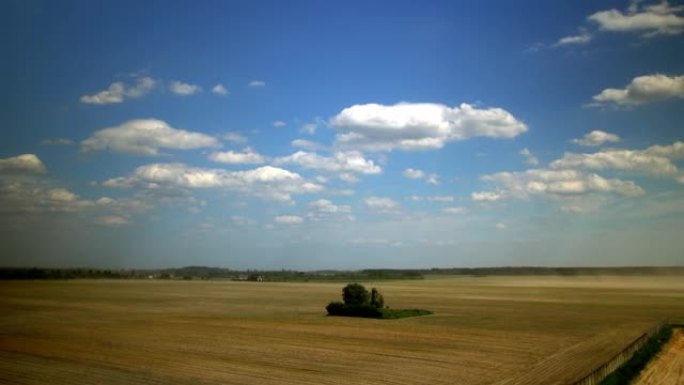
[633,328,684,385]
[1,276,683,385]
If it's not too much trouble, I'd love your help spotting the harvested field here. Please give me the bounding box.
[1,276,683,385]
[633,328,684,385]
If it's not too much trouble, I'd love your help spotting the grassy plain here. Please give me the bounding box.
[1,275,683,385]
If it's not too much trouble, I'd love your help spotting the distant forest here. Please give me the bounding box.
[1,266,683,280]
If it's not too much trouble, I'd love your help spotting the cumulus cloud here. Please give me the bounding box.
[272,120,287,128]
[364,197,399,213]
[310,199,350,213]
[81,119,220,156]
[208,148,266,164]
[274,215,304,224]
[40,138,74,146]
[169,80,202,95]
[591,74,684,107]
[291,139,326,151]
[330,102,527,152]
[299,122,317,135]
[588,1,684,37]
[94,215,129,226]
[211,84,228,95]
[554,32,593,46]
[403,168,425,179]
[402,168,439,184]
[471,191,504,202]
[307,199,353,221]
[80,76,156,105]
[409,195,454,203]
[349,238,402,247]
[101,163,323,202]
[223,132,247,144]
[551,141,684,178]
[274,151,381,182]
[0,180,148,223]
[572,130,621,147]
[520,148,540,166]
[0,154,47,175]
[478,168,645,201]
[248,80,266,87]
[442,206,468,215]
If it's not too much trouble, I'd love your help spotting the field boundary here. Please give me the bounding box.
[571,321,668,385]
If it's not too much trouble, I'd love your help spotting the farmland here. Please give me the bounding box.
[1,275,683,384]
[633,327,684,385]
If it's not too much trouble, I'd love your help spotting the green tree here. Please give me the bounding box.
[342,283,370,306]
[370,288,384,308]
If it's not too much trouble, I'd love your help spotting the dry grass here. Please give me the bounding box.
[1,275,683,385]
[632,328,684,385]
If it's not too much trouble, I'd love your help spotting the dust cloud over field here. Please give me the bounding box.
[1,276,683,385]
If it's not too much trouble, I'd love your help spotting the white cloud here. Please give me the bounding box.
[211,84,228,95]
[495,222,507,230]
[274,215,304,224]
[307,199,353,221]
[94,215,129,226]
[349,238,402,247]
[101,163,323,202]
[0,154,47,175]
[0,181,147,222]
[330,102,527,152]
[572,130,621,147]
[591,74,684,107]
[588,1,684,37]
[402,168,439,184]
[274,150,381,181]
[425,174,440,185]
[223,132,247,144]
[291,139,325,151]
[479,168,645,200]
[40,138,74,146]
[520,148,540,166]
[249,80,266,87]
[80,76,156,105]
[471,191,504,202]
[81,119,220,156]
[364,197,399,213]
[403,168,425,179]
[82,82,126,104]
[551,141,684,177]
[299,122,317,135]
[645,140,684,158]
[309,199,351,214]
[409,195,454,203]
[442,206,468,215]
[169,80,202,95]
[208,148,266,164]
[272,120,287,128]
[551,151,676,174]
[554,32,593,46]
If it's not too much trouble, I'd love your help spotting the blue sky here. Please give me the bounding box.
[1,0,684,269]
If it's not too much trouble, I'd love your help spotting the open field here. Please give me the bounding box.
[1,276,684,385]
[633,328,684,385]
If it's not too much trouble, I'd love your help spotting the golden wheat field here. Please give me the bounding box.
[1,275,683,385]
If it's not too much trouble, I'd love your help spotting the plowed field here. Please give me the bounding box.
[1,276,683,384]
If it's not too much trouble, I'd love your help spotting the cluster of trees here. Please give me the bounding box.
[326,283,387,318]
